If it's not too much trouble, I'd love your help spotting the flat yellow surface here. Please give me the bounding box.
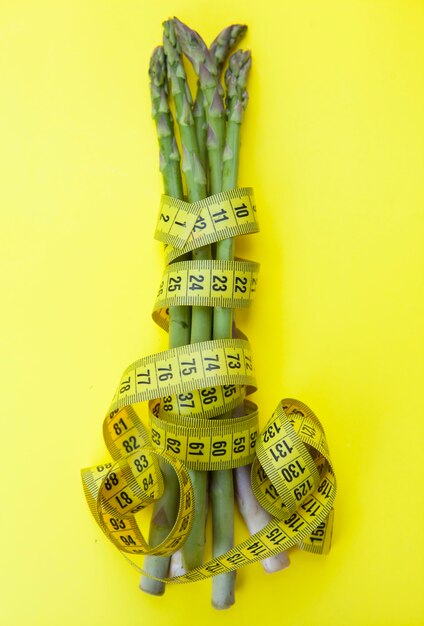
[1,1,424,624]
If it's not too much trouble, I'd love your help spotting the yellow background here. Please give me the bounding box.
[1,1,423,624]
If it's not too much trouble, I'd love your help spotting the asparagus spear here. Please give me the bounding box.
[140,46,190,596]
[175,21,253,609]
[167,24,249,581]
[163,18,212,574]
[209,49,252,610]
[174,20,229,607]
[224,51,290,577]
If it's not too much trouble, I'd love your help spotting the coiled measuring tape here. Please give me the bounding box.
[81,187,336,583]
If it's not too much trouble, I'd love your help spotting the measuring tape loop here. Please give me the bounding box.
[154,188,258,263]
[149,399,259,470]
[153,258,259,332]
[251,400,323,519]
[82,408,196,556]
[103,338,256,459]
[81,397,336,580]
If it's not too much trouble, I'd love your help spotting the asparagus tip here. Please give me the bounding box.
[173,16,214,76]
[210,24,248,70]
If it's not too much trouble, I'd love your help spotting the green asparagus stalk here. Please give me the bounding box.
[140,46,190,596]
[192,89,207,174]
[148,46,183,199]
[163,18,212,574]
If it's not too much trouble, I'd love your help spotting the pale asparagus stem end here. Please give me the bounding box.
[169,549,186,578]
[212,573,236,610]
[234,465,290,573]
[139,562,165,596]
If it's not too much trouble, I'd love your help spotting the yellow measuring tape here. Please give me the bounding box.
[81,187,336,583]
[153,258,259,331]
[155,187,259,264]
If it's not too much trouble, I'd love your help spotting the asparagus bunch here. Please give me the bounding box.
[141,18,289,608]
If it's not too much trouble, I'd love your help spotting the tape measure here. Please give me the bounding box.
[154,187,258,264]
[153,258,259,332]
[81,187,336,583]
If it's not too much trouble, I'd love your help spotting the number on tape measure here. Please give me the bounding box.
[154,188,258,258]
